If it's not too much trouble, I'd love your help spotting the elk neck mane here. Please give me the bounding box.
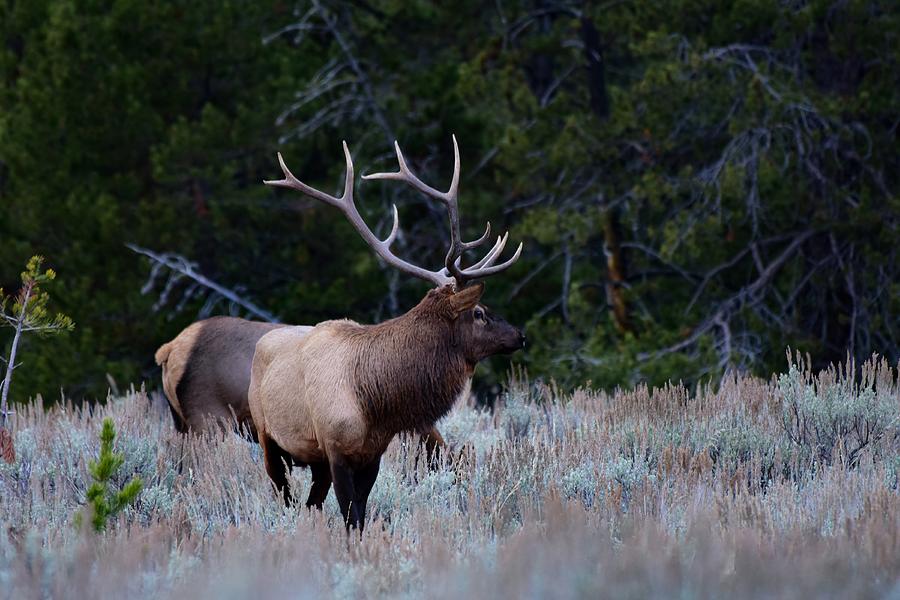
[338,287,472,434]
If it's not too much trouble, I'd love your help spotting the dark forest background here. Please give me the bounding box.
[1,0,897,404]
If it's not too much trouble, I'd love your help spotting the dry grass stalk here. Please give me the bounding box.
[0,356,896,597]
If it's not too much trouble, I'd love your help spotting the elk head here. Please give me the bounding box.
[265,136,526,370]
[425,282,526,365]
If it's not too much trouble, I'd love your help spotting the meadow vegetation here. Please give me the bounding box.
[0,354,897,598]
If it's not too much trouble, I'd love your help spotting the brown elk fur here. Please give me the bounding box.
[253,138,526,530]
[249,283,525,530]
[155,316,446,454]
[155,317,292,434]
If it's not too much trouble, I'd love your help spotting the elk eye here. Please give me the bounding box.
[474,309,484,321]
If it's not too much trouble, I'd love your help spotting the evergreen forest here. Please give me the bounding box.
[2,0,898,403]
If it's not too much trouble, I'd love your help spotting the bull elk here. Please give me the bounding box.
[251,136,525,531]
[155,318,447,460]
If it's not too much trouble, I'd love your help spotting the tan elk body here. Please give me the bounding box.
[250,137,525,530]
[155,317,447,454]
[250,285,491,464]
[155,317,301,433]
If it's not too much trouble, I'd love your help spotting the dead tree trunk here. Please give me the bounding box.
[582,15,631,333]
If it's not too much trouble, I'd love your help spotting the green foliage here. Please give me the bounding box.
[0,256,75,335]
[0,256,73,425]
[77,417,142,533]
[452,0,899,387]
[0,0,311,403]
[779,357,899,468]
[1,1,897,402]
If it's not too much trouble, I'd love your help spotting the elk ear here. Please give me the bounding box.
[449,282,484,314]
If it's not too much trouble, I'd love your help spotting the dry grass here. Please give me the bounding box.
[0,354,898,598]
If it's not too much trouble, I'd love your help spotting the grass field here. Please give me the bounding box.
[0,353,898,598]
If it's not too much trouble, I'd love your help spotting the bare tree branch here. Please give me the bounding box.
[126,244,278,323]
[311,0,396,146]
[639,231,816,362]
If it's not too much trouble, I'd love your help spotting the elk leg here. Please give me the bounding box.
[328,458,362,531]
[351,457,381,526]
[259,430,292,506]
[305,461,332,510]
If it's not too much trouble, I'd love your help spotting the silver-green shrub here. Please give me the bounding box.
[780,358,899,468]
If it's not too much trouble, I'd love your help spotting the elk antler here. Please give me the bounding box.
[265,143,451,288]
[265,137,522,289]
[363,135,522,288]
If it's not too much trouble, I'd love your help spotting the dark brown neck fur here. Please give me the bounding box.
[343,288,471,434]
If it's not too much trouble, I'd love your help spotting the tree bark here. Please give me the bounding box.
[602,210,631,334]
[1,283,31,427]
[582,16,630,333]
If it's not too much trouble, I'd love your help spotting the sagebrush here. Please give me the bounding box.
[0,355,897,598]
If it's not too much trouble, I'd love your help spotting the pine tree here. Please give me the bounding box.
[78,418,143,533]
[0,256,73,462]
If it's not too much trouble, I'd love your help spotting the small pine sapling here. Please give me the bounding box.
[77,417,143,532]
[0,256,74,463]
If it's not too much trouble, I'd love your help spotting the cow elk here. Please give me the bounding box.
[251,136,525,531]
[156,317,299,434]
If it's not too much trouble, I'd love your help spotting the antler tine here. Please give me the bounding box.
[384,204,400,247]
[438,135,478,285]
[440,232,507,278]
[448,133,460,200]
[264,151,345,209]
[471,232,509,270]
[266,143,451,288]
[462,221,492,250]
[362,140,453,203]
[460,241,524,279]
